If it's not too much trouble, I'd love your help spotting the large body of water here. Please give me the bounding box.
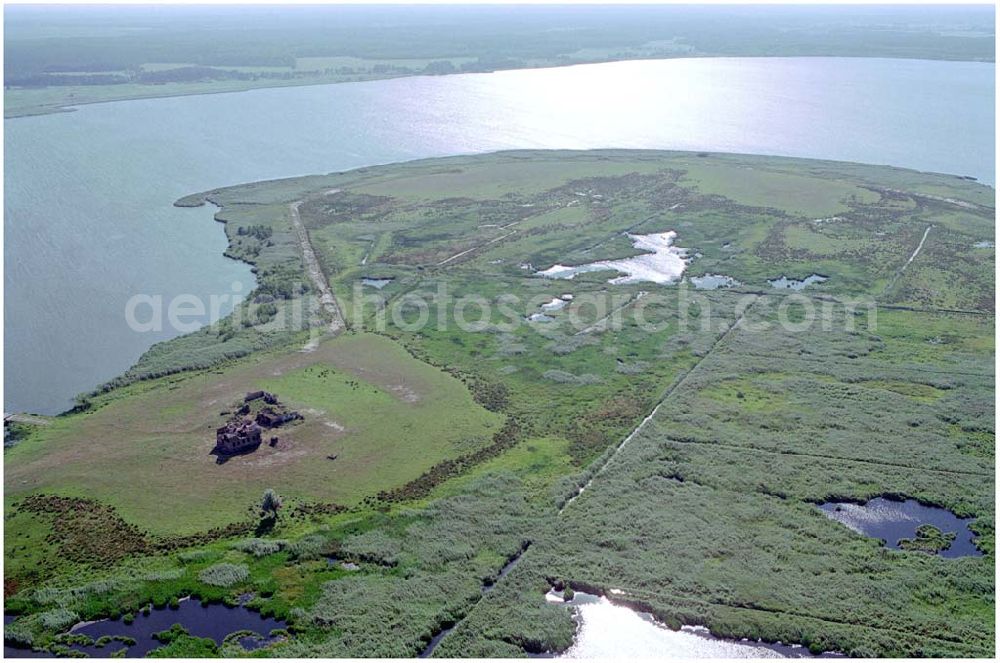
[5,57,994,414]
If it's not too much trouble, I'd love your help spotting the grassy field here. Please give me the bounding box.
[5,333,502,537]
[4,150,993,657]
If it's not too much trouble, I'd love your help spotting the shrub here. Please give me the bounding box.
[261,489,283,519]
[177,550,217,564]
[198,563,250,587]
[143,568,185,582]
[39,608,79,631]
[153,624,188,644]
[232,538,286,557]
[46,643,87,658]
[342,530,402,566]
[4,622,34,648]
[542,370,602,385]
[34,579,123,607]
[285,534,328,561]
[54,633,93,647]
[150,625,218,657]
[148,634,218,658]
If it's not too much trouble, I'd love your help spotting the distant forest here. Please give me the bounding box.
[5,4,995,87]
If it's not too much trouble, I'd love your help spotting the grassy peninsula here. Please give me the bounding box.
[4,150,994,657]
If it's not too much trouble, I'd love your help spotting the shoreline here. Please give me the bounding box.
[6,148,994,418]
[5,148,994,658]
[5,53,995,120]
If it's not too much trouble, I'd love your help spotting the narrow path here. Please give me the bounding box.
[360,237,376,266]
[289,199,346,335]
[902,225,933,271]
[882,224,932,298]
[574,291,646,336]
[436,230,518,266]
[560,296,758,513]
[418,543,531,657]
[431,300,760,654]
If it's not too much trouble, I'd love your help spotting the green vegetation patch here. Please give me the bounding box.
[5,333,502,536]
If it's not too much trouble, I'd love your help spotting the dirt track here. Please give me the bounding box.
[289,198,345,334]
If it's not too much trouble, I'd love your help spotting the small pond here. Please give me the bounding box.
[326,556,361,571]
[768,274,828,290]
[541,297,570,312]
[689,274,742,290]
[361,277,394,289]
[5,599,286,658]
[549,591,831,658]
[818,497,981,558]
[536,232,689,285]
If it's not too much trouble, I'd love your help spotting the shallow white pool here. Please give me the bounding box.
[555,592,820,659]
[537,231,689,285]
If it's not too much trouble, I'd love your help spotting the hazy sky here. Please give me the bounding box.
[5,0,994,6]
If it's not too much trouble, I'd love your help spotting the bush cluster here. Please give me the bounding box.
[198,563,250,587]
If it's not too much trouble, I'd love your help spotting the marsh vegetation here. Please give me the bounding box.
[4,151,993,657]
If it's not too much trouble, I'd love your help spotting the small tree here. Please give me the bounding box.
[261,489,282,519]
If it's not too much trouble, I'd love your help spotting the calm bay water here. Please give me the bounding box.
[5,57,994,414]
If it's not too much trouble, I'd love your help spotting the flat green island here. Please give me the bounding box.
[4,150,994,657]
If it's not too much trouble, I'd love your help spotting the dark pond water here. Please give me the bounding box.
[3,644,52,659]
[4,600,285,658]
[819,497,981,558]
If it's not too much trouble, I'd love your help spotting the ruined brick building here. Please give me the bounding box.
[212,390,302,456]
[215,419,262,455]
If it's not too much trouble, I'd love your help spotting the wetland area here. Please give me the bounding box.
[6,147,993,657]
[2,17,995,659]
